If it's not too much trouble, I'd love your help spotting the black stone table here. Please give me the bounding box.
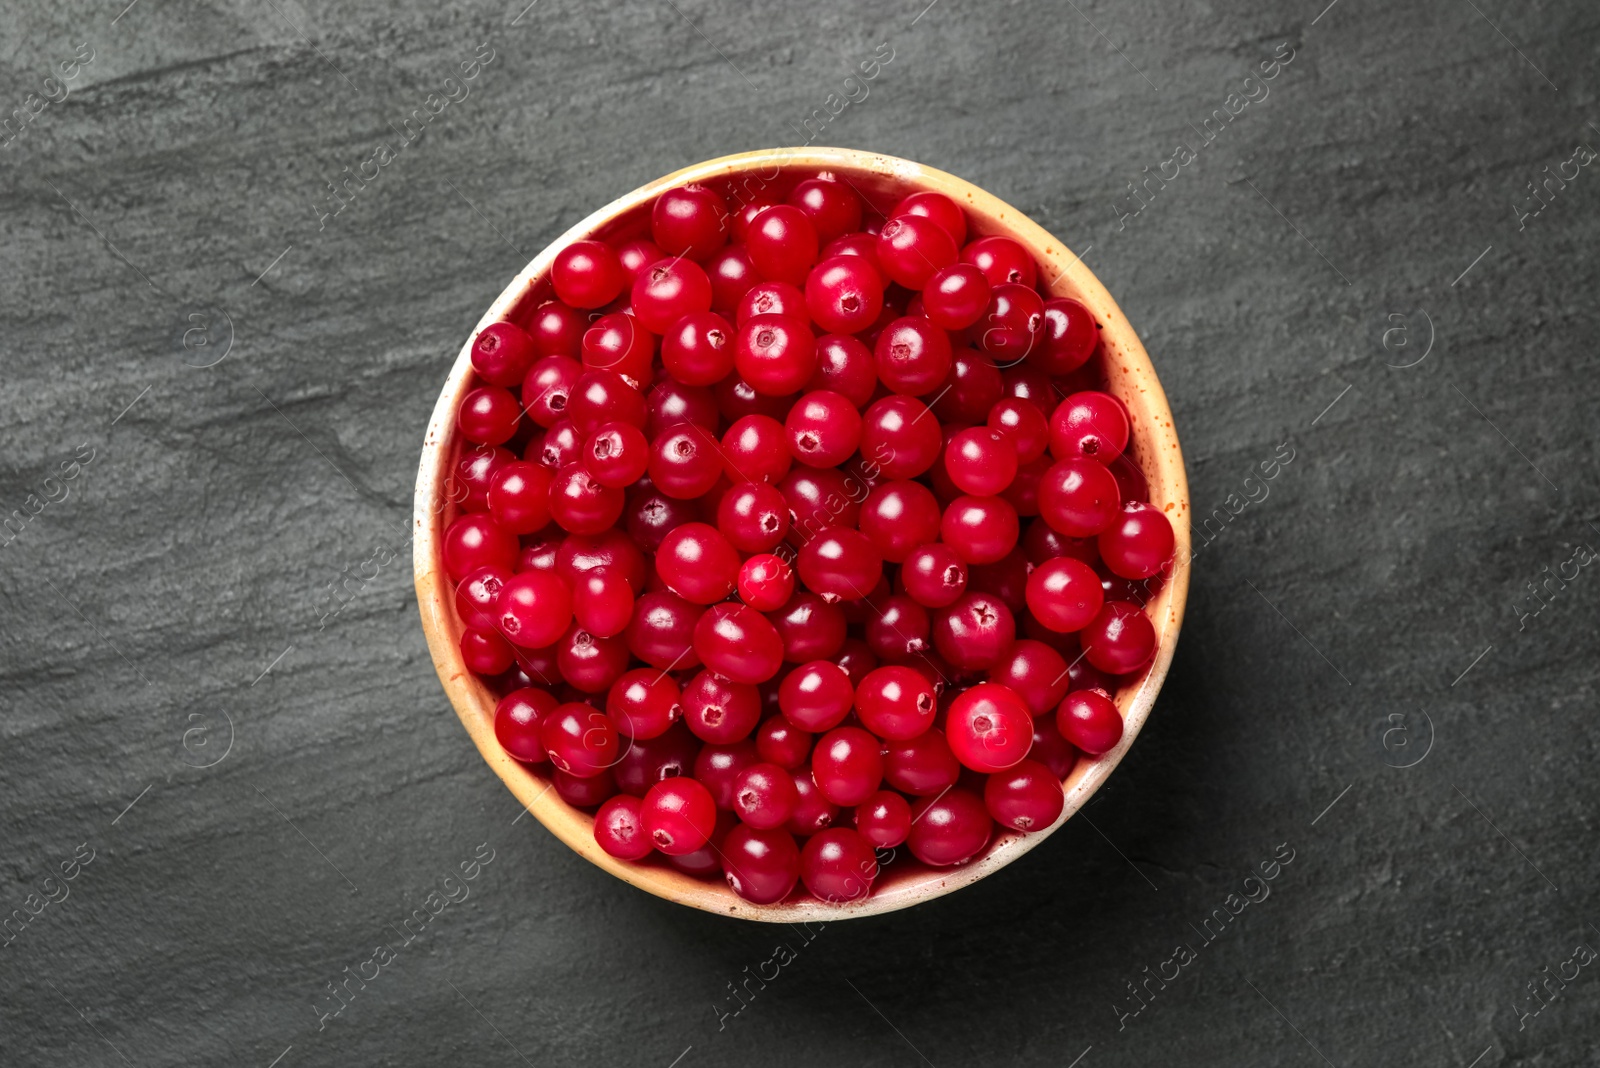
[2,1,1597,1064]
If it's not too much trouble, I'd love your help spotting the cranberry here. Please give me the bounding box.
[834,638,879,685]
[461,627,514,674]
[801,336,874,410]
[988,397,1050,463]
[594,794,654,860]
[890,191,967,244]
[1051,390,1130,462]
[736,313,816,396]
[552,240,626,309]
[1029,714,1082,778]
[682,670,761,744]
[717,483,790,552]
[810,726,883,806]
[518,534,561,574]
[1025,556,1104,633]
[979,283,1044,364]
[863,594,933,663]
[539,702,619,777]
[471,321,537,386]
[548,464,624,535]
[874,317,952,396]
[642,776,718,855]
[624,590,704,670]
[738,553,794,611]
[1067,652,1116,695]
[943,427,1019,498]
[1037,297,1098,374]
[453,443,515,513]
[962,235,1036,288]
[1001,364,1056,416]
[1080,601,1156,675]
[649,423,723,499]
[486,460,552,534]
[900,543,969,608]
[988,639,1070,716]
[907,787,993,866]
[556,623,629,693]
[605,668,681,739]
[796,527,883,602]
[655,522,739,604]
[883,729,961,796]
[531,419,583,470]
[631,257,714,333]
[945,683,1033,772]
[985,759,1065,832]
[661,310,736,385]
[788,177,863,243]
[615,237,664,283]
[932,592,1016,670]
[556,528,647,590]
[458,386,521,445]
[785,390,862,469]
[722,824,802,903]
[651,185,728,260]
[737,280,809,325]
[932,349,1004,425]
[778,659,854,732]
[921,263,991,330]
[876,214,958,289]
[720,414,793,484]
[786,767,839,835]
[527,300,586,358]
[770,591,848,663]
[940,495,1020,565]
[625,483,698,553]
[779,466,862,540]
[854,664,936,740]
[757,716,813,769]
[457,565,510,631]
[855,791,912,848]
[747,204,819,285]
[693,602,785,684]
[804,256,883,335]
[732,762,800,829]
[1038,457,1121,537]
[580,422,649,489]
[859,395,943,479]
[613,721,699,796]
[857,480,941,563]
[705,244,758,313]
[694,740,761,809]
[444,512,519,581]
[1057,688,1124,755]
[644,374,719,438]
[554,768,617,808]
[800,828,877,903]
[1099,501,1175,579]
[581,311,653,381]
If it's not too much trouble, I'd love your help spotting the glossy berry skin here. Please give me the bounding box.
[874,317,952,396]
[804,256,883,335]
[460,627,513,674]
[458,386,521,445]
[581,422,649,489]
[978,283,1044,364]
[736,313,816,396]
[495,688,559,762]
[720,414,791,484]
[1057,688,1124,755]
[625,590,704,670]
[581,312,653,381]
[454,443,515,514]
[769,592,848,663]
[788,177,863,243]
[495,570,573,649]
[908,788,993,867]
[944,427,1019,497]
[738,553,794,611]
[921,263,991,330]
[858,480,941,564]
[737,280,809,325]
[987,639,1071,716]
[649,424,723,499]
[645,375,718,438]
[568,370,647,436]
[472,321,537,386]
[1029,714,1082,779]
[778,466,860,536]
[1099,501,1175,579]
[1080,601,1157,675]
[626,485,698,554]
[808,334,878,407]
[722,824,802,904]
[444,513,519,583]
[557,529,647,590]
[651,185,728,259]
[606,668,681,739]
[552,240,626,308]
[786,390,862,469]
[659,310,736,385]
[522,355,581,428]
[900,543,969,608]
[615,237,664,283]
[1038,458,1122,537]
[786,767,839,836]
[756,716,813,770]
[539,702,619,778]
[876,214,958,289]
[1025,556,1104,633]
[854,665,936,741]
[941,495,1020,565]
[456,566,510,632]
[855,791,913,848]
[594,795,654,860]
[554,769,617,808]
[612,722,698,796]
[933,592,1016,671]
[732,762,800,829]
[891,190,967,245]
[859,396,943,479]
[528,301,586,358]
[932,349,1004,425]
[486,461,551,535]
[797,527,884,602]
[1051,391,1130,463]
[556,624,629,693]
[778,660,854,733]
[682,670,762,745]
[988,397,1050,463]
[945,683,1034,773]
[962,235,1036,288]
[694,741,760,810]
[548,464,625,535]
[811,726,883,806]
[718,483,790,552]
[631,257,714,333]
[863,594,933,663]
[800,828,878,903]
[1037,297,1098,374]
[693,603,785,684]
[984,759,1065,832]
[705,245,757,314]
[642,777,718,855]
[531,420,583,471]
[655,523,739,604]
[747,205,819,285]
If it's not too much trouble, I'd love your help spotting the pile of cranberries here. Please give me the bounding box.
[444,173,1175,907]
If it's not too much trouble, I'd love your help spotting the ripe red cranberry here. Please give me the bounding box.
[625,483,698,553]
[988,397,1050,463]
[605,668,681,739]
[874,317,952,396]
[881,729,959,796]
[539,702,619,777]
[737,280,808,325]
[648,423,723,499]
[717,483,790,552]
[453,443,515,513]
[945,682,1033,772]
[556,623,629,693]
[988,639,1071,716]
[890,190,967,244]
[527,300,585,358]
[530,419,582,470]
[554,769,616,808]
[921,263,991,330]
[800,828,878,903]
[644,373,718,437]
[471,321,537,386]
[855,791,913,848]
[811,726,883,806]
[720,413,792,484]
[704,244,758,313]
[642,776,718,855]
[818,230,883,274]
[785,390,862,469]
[732,761,800,829]
[632,257,714,333]
[940,495,1020,565]
[907,787,993,866]
[1099,501,1175,579]
[1038,458,1121,537]
[788,177,863,243]
[863,594,933,663]
[460,627,513,674]
[1029,713,1082,778]
[834,638,878,685]
[693,603,785,684]
[774,659,852,734]
[857,480,941,564]
[932,592,1016,670]
[1080,601,1156,675]
[859,395,943,479]
[548,464,623,535]
[485,460,551,534]
[969,546,1030,614]
[985,759,1065,832]
[567,371,645,436]
[804,256,883,335]
[625,589,704,670]
[443,513,518,581]
[787,767,839,835]
[458,386,521,445]
[579,422,648,490]
[1025,556,1104,633]
[900,543,969,608]
[457,565,510,631]
[552,240,625,309]
[756,716,812,769]
[496,687,558,762]
[614,237,664,283]
[1057,688,1124,755]
[778,466,862,540]
[518,534,560,575]
[807,333,878,407]
[722,823,802,903]
[521,356,580,428]
[581,311,653,381]
[494,571,572,651]
[655,522,739,604]
[556,528,646,588]
[682,670,761,744]
[1037,297,1098,374]
[944,428,1019,498]
[651,185,728,260]
[978,283,1044,364]
[661,310,735,385]
[747,204,819,285]
[1051,390,1130,462]
[736,313,816,396]
[612,721,699,796]
[854,665,936,740]
[738,553,794,612]
[931,349,1004,425]
[962,235,1036,288]
[770,591,848,663]
[594,795,653,860]
[876,214,958,288]
[694,739,760,809]
[797,527,883,602]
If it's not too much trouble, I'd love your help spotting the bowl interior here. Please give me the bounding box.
[414,148,1190,922]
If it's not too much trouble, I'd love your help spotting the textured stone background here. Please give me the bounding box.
[2,0,1598,1065]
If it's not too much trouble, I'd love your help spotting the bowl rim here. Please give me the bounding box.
[413,146,1191,922]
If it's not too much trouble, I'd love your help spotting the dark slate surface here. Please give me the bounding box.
[2,0,1598,1065]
